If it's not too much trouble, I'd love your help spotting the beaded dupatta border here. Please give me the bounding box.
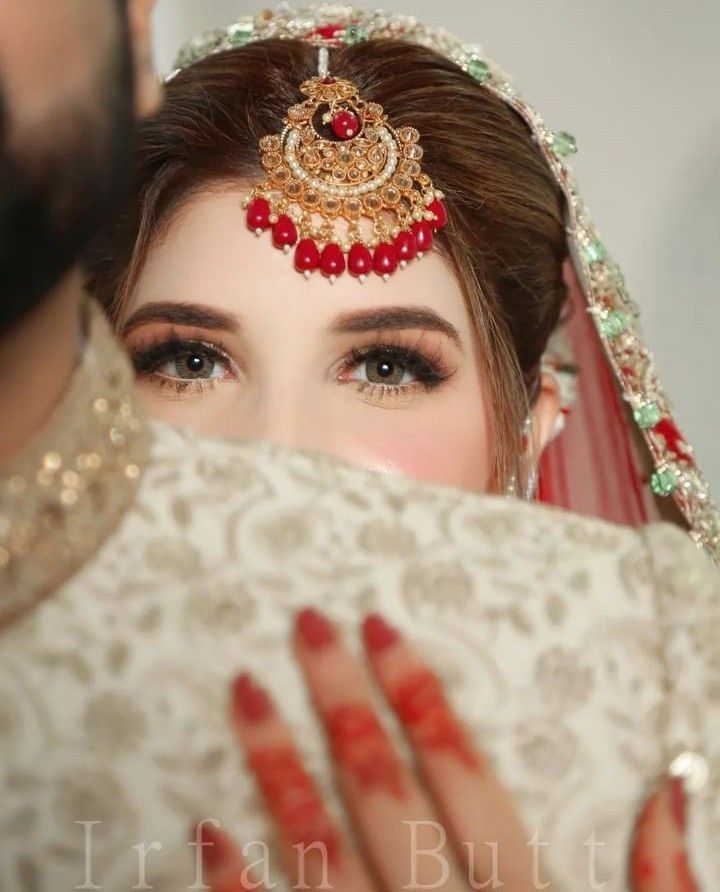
[170,4,720,564]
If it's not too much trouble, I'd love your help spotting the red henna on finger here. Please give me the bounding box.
[669,776,687,833]
[629,782,698,892]
[232,674,274,723]
[629,816,655,889]
[326,703,406,799]
[390,669,482,770]
[668,775,698,892]
[362,614,400,653]
[629,795,659,891]
[630,854,655,889]
[674,850,699,892]
[297,608,336,650]
[192,821,235,874]
[248,744,342,865]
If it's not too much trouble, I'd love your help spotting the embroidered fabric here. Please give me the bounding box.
[0,300,151,626]
[0,414,717,890]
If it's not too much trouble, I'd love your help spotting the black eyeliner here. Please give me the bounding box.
[130,332,232,378]
[345,342,452,389]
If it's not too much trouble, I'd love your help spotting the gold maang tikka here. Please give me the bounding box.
[243,48,447,282]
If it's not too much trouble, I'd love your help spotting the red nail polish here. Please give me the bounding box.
[669,775,687,833]
[232,673,274,723]
[362,614,400,653]
[297,608,336,649]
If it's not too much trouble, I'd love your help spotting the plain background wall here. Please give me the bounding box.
[152,1,720,491]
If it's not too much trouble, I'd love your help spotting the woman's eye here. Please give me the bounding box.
[159,349,225,381]
[131,338,235,387]
[344,345,450,395]
[355,354,414,386]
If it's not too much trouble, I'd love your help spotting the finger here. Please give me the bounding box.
[363,612,534,889]
[294,607,467,892]
[189,820,257,892]
[230,672,373,891]
[630,775,698,892]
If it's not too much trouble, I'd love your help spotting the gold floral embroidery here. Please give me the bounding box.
[0,300,151,626]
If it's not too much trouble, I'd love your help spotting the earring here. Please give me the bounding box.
[524,463,539,501]
[522,412,539,500]
[505,415,538,500]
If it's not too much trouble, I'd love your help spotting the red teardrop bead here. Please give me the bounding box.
[294,239,320,273]
[412,221,434,253]
[272,215,298,249]
[332,109,360,141]
[320,244,346,278]
[373,243,399,277]
[247,197,271,231]
[348,243,372,277]
[394,230,418,262]
[428,199,448,229]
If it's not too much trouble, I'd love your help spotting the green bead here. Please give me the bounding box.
[552,131,577,157]
[228,23,254,46]
[599,310,628,340]
[651,469,678,497]
[344,24,367,44]
[585,240,607,264]
[584,239,607,264]
[467,58,491,84]
[634,403,662,430]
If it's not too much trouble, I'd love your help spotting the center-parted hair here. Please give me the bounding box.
[86,39,569,491]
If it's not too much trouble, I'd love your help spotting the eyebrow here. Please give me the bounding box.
[121,301,463,350]
[122,302,239,336]
[329,306,464,349]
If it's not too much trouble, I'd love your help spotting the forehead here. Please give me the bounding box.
[132,187,472,333]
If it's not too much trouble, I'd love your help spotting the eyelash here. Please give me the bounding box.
[130,331,235,394]
[129,331,454,399]
[341,341,453,400]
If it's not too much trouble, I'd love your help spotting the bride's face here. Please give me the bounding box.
[120,187,559,491]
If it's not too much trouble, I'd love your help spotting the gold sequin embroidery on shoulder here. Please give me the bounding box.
[0,298,152,626]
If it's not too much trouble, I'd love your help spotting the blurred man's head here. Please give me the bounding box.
[0,0,159,331]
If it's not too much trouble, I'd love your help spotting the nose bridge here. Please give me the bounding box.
[239,312,336,450]
[248,378,326,451]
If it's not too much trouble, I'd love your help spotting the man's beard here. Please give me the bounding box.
[0,3,136,332]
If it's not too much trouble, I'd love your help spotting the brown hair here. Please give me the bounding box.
[86,39,569,491]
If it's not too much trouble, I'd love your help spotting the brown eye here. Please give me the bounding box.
[170,350,218,379]
[345,344,450,392]
[364,356,407,386]
[131,338,232,384]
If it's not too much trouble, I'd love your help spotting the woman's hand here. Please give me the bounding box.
[192,609,697,891]
[630,776,698,892]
